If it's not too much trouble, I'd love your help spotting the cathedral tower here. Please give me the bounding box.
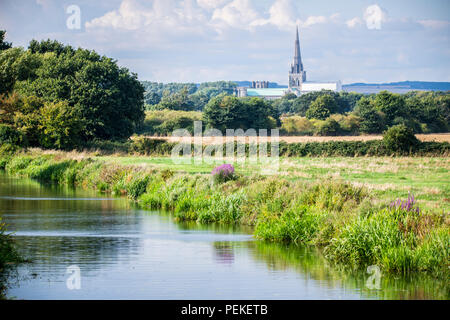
[289,26,306,90]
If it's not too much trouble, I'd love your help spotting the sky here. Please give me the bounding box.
[0,0,449,85]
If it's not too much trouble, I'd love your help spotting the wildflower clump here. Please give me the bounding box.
[211,164,235,184]
[390,192,420,214]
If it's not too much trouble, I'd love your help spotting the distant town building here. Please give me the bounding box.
[236,26,341,99]
[251,81,269,88]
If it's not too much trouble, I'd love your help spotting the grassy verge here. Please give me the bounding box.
[0,150,448,277]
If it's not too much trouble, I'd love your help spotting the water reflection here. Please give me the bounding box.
[213,242,235,265]
[247,241,449,300]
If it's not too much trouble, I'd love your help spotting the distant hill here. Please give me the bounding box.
[234,81,450,93]
[343,81,450,94]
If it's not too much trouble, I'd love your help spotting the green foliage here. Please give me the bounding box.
[315,118,341,136]
[305,96,333,120]
[130,137,175,155]
[355,97,386,134]
[37,101,82,149]
[383,124,420,153]
[137,109,202,136]
[11,40,145,141]
[0,124,26,146]
[374,91,407,126]
[276,90,448,135]
[280,116,315,135]
[0,38,145,149]
[203,95,279,132]
[0,30,12,51]
[142,81,237,111]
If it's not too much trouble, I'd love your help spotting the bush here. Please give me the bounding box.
[280,116,314,135]
[383,124,420,153]
[130,137,174,155]
[0,124,25,146]
[315,118,341,136]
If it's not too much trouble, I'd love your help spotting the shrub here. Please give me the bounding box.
[130,137,172,155]
[383,124,420,153]
[315,118,341,136]
[0,124,26,146]
[280,116,314,135]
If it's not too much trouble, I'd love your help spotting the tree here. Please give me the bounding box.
[144,91,161,105]
[38,101,82,149]
[355,97,385,134]
[306,95,336,120]
[0,30,12,51]
[374,91,406,126]
[13,40,145,141]
[203,95,279,132]
[158,86,194,111]
[0,48,41,95]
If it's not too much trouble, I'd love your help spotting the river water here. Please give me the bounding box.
[0,174,447,299]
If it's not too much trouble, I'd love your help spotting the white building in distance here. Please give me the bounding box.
[237,27,341,99]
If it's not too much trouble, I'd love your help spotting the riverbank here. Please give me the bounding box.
[0,150,448,277]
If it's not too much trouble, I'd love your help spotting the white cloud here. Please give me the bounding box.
[250,0,299,30]
[196,0,229,10]
[330,13,341,23]
[363,4,387,30]
[418,19,450,29]
[85,0,209,33]
[211,0,260,30]
[250,0,326,31]
[302,16,327,28]
[346,17,363,28]
[85,0,146,30]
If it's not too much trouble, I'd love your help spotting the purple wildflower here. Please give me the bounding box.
[389,192,420,213]
[211,164,235,176]
[211,164,235,183]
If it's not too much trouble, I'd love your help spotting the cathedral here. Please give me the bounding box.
[236,26,341,100]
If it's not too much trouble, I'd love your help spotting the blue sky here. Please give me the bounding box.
[1,0,449,84]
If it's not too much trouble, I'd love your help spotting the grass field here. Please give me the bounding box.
[98,155,449,213]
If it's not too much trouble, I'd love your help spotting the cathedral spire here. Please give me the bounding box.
[289,25,306,89]
[293,25,302,73]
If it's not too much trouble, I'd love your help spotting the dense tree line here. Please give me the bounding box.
[0,33,145,150]
[272,89,448,135]
[203,95,280,132]
[142,80,237,111]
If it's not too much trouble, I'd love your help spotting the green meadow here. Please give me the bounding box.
[99,155,449,212]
